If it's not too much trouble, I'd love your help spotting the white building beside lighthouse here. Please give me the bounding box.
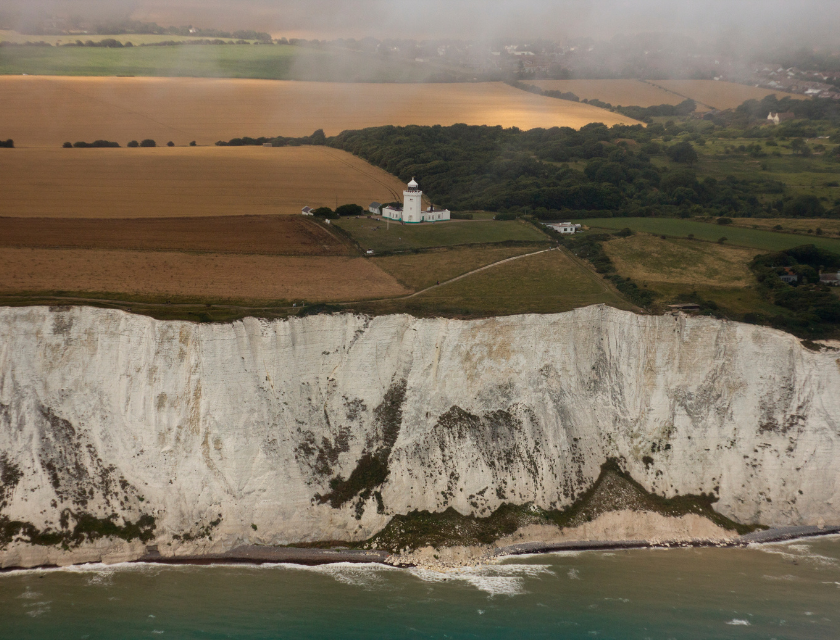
[382,178,450,223]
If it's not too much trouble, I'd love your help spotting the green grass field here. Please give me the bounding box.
[0,30,259,45]
[577,218,840,253]
[372,245,541,291]
[356,248,633,317]
[0,44,441,82]
[334,218,551,252]
[651,137,840,203]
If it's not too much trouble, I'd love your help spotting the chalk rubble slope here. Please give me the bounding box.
[0,305,838,567]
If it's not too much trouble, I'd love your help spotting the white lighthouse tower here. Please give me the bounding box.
[403,177,423,223]
[381,177,450,223]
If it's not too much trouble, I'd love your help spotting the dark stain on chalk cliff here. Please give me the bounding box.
[317,379,407,513]
[0,453,23,512]
[0,405,157,551]
[37,407,142,511]
[295,426,352,478]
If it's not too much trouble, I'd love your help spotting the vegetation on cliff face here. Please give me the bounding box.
[0,512,156,549]
[317,380,407,515]
[364,459,761,552]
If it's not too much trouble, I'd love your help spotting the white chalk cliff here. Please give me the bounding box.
[0,305,838,567]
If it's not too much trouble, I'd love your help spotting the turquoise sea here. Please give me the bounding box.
[1,536,838,639]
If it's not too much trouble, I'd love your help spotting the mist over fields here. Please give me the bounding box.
[3,0,839,47]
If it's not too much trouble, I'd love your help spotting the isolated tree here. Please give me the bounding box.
[167,141,174,147]
[189,141,196,147]
[63,142,72,148]
[666,141,698,165]
[790,138,811,157]
[335,204,364,217]
[785,194,825,218]
[140,139,156,148]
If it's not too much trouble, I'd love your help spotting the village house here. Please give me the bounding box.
[381,178,450,223]
[779,267,799,284]
[820,270,840,286]
[301,206,313,216]
[369,202,382,214]
[767,112,796,125]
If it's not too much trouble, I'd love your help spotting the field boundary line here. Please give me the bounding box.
[639,80,715,111]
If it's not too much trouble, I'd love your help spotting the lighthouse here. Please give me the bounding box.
[403,178,422,223]
[381,178,450,223]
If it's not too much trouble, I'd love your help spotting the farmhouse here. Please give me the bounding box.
[382,178,450,223]
[546,222,581,234]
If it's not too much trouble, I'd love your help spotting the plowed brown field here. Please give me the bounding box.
[0,248,409,302]
[0,216,350,255]
[0,76,642,147]
[0,147,406,217]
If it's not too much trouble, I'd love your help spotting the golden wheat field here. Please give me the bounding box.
[650,80,805,111]
[0,76,642,147]
[528,79,684,107]
[529,79,804,112]
[0,248,410,302]
[0,146,408,217]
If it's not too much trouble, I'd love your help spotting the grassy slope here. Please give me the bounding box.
[577,217,840,253]
[334,218,550,253]
[601,234,785,317]
[0,44,438,82]
[372,245,542,291]
[604,235,759,287]
[359,249,634,317]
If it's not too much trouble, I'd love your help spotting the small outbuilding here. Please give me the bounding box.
[369,202,382,214]
[301,206,313,216]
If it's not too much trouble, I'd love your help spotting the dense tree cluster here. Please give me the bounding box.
[64,140,120,148]
[0,139,13,148]
[215,130,327,147]
[585,98,698,123]
[328,123,789,217]
[750,245,840,337]
[735,95,840,125]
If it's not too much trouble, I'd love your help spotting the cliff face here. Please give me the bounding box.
[1,305,838,565]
